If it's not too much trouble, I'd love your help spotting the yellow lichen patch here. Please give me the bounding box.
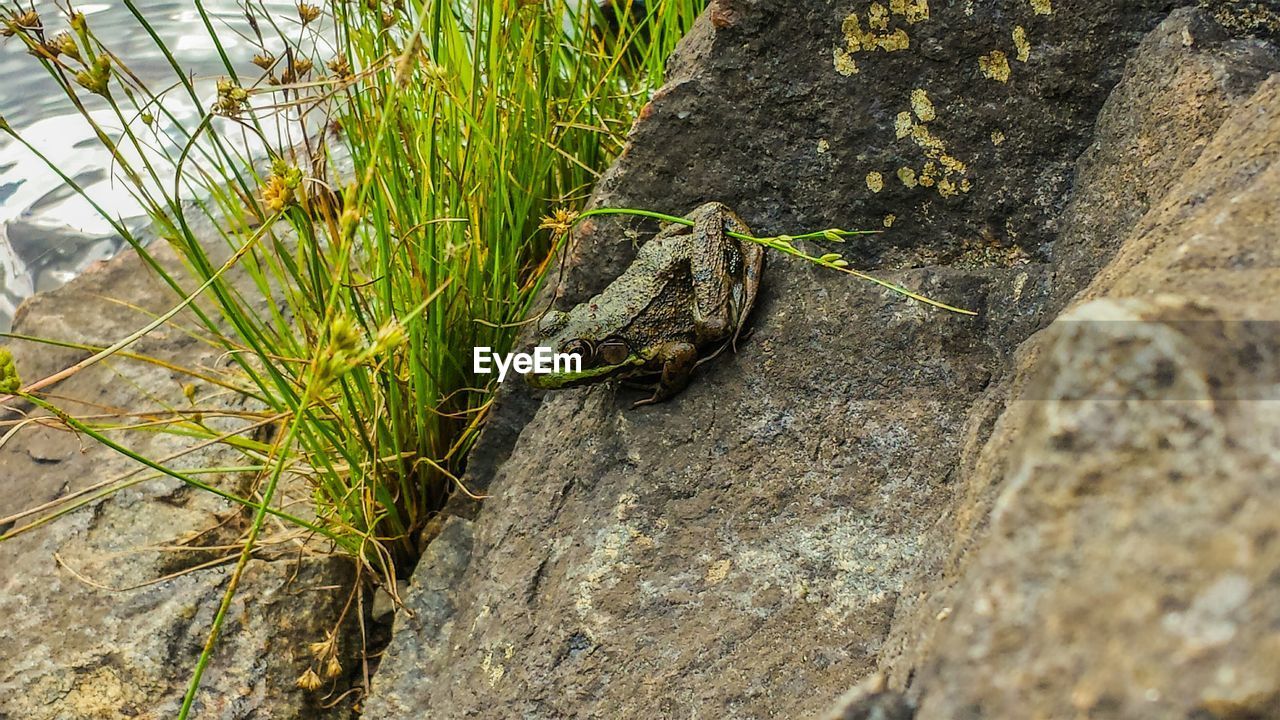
[835,10,910,67]
[895,111,915,139]
[840,12,862,48]
[919,160,939,187]
[911,88,936,122]
[868,2,891,30]
[890,0,930,24]
[1030,0,1053,15]
[892,90,972,198]
[877,28,910,51]
[979,50,1011,82]
[991,130,1006,145]
[1013,25,1031,61]
[705,559,732,585]
[939,153,966,174]
[884,214,897,227]
[866,171,885,192]
[833,47,858,75]
[817,138,830,153]
[911,123,946,153]
[481,650,506,687]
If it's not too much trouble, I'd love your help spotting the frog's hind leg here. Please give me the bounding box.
[688,202,744,345]
[687,204,763,350]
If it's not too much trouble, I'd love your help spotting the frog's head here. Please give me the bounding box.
[523,308,647,389]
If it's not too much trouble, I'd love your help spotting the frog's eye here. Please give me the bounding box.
[562,339,595,365]
[538,309,568,336]
[597,338,630,365]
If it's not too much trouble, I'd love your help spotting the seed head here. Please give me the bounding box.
[328,314,363,355]
[538,208,578,238]
[326,56,352,81]
[214,78,250,116]
[2,9,40,38]
[280,55,314,85]
[297,3,322,25]
[295,668,323,691]
[372,321,406,355]
[262,175,294,212]
[421,59,448,83]
[251,52,274,70]
[0,347,21,394]
[308,634,336,659]
[74,55,112,96]
[51,32,79,60]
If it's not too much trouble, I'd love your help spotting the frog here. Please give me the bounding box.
[524,202,764,406]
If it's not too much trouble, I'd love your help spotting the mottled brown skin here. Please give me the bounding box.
[525,202,763,405]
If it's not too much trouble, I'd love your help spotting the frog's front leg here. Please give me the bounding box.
[632,341,697,407]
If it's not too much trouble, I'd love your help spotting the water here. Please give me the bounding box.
[0,1,298,330]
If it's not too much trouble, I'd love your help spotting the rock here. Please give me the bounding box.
[585,0,1186,273]
[366,2,1280,718]
[821,674,915,720]
[886,50,1280,720]
[1197,0,1280,41]
[363,516,475,718]
[0,233,360,718]
[1050,7,1280,310]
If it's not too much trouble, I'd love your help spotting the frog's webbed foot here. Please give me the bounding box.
[630,341,697,407]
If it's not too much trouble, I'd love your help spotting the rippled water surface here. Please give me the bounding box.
[0,1,297,329]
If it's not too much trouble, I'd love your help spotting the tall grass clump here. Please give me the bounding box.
[0,0,703,695]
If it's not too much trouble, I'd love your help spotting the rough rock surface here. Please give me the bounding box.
[0,238,360,719]
[890,71,1280,719]
[1050,9,1280,310]
[366,2,1280,719]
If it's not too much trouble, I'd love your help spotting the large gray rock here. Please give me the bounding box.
[890,71,1280,719]
[0,237,360,719]
[366,2,1280,719]
[1050,8,1280,310]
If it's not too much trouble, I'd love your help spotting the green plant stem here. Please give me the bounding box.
[575,207,977,315]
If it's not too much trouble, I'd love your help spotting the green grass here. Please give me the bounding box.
[0,0,704,707]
